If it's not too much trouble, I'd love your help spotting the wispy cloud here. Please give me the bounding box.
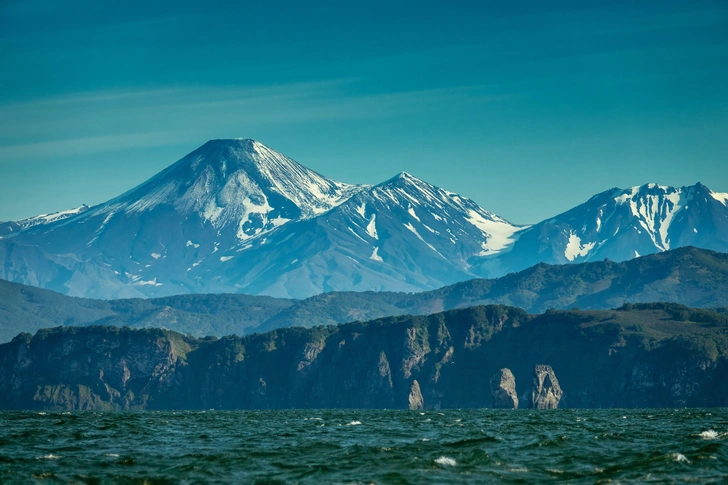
[0,81,510,160]
[0,131,197,160]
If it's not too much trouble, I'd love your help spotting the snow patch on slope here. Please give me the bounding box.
[711,191,728,207]
[408,205,421,222]
[564,231,595,261]
[465,209,524,254]
[135,277,163,286]
[366,214,379,240]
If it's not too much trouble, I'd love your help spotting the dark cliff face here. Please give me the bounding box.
[0,327,193,410]
[1,303,727,410]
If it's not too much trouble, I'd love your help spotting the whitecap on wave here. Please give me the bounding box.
[347,421,362,426]
[435,456,457,466]
[672,453,690,463]
[699,430,719,439]
[36,454,60,460]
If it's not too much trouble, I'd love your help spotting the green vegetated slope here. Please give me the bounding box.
[1,303,727,410]
[259,246,728,330]
[0,279,293,343]
[2,246,727,342]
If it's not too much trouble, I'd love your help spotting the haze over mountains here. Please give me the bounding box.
[2,246,727,343]
[1,139,727,299]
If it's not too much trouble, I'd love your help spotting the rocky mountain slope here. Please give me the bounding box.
[0,205,89,238]
[208,171,523,298]
[490,182,728,274]
[2,246,727,343]
[1,303,726,410]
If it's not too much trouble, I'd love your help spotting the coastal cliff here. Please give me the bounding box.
[1,303,727,410]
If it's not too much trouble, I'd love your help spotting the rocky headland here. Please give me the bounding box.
[1,303,727,410]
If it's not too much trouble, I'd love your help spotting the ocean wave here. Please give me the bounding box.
[3,409,726,483]
[36,454,60,460]
[672,453,690,464]
[435,456,457,466]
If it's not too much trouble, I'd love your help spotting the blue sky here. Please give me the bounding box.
[1,0,727,224]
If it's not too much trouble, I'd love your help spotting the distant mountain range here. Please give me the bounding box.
[1,139,727,299]
[2,246,726,343]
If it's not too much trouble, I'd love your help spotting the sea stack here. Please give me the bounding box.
[490,368,518,409]
[530,365,563,409]
[408,380,424,410]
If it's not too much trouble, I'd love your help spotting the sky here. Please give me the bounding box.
[1,0,727,224]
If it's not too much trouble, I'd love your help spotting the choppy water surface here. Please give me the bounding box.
[1,409,727,483]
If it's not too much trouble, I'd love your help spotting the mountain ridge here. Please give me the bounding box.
[1,246,726,343]
[493,181,728,274]
[1,138,727,299]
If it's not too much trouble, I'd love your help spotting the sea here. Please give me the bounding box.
[1,408,726,483]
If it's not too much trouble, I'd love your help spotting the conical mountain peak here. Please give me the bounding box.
[91,139,365,242]
[184,138,294,173]
[380,171,421,185]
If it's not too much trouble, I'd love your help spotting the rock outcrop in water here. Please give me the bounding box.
[408,380,424,410]
[490,368,518,409]
[530,365,563,409]
[1,303,727,411]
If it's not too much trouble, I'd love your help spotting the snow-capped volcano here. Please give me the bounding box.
[0,139,366,298]
[495,182,728,273]
[98,138,364,241]
[1,139,727,299]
